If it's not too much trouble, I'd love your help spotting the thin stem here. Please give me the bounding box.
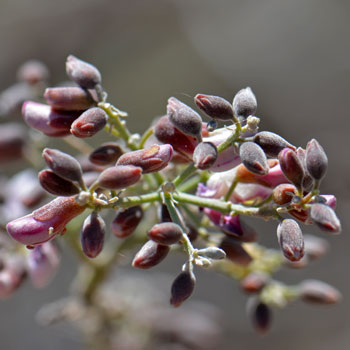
[224,179,238,201]
[217,121,241,153]
[173,163,196,186]
[139,127,154,149]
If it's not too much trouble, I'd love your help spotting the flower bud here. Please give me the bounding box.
[17,60,49,85]
[239,142,269,176]
[111,206,143,238]
[154,116,198,160]
[295,147,313,192]
[44,87,95,111]
[97,165,142,190]
[147,222,183,245]
[81,212,105,258]
[241,272,269,294]
[42,148,84,185]
[193,142,218,170]
[309,203,341,234]
[132,240,170,269]
[303,234,329,260]
[170,270,196,307]
[233,87,257,118]
[117,144,173,174]
[167,97,203,141]
[6,196,85,246]
[299,280,341,304]
[71,107,108,138]
[219,236,252,266]
[305,139,328,182]
[278,148,304,189]
[89,143,123,165]
[247,298,272,334]
[197,247,226,260]
[272,183,296,205]
[253,131,295,158]
[39,169,80,196]
[66,55,101,89]
[194,94,234,121]
[277,219,304,262]
[0,123,26,163]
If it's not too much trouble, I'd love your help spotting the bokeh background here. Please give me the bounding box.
[0,0,349,349]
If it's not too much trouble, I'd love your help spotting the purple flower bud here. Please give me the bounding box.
[42,148,84,185]
[277,219,304,262]
[117,144,173,174]
[39,169,80,196]
[66,55,101,89]
[170,271,196,307]
[272,183,296,205]
[17,60,49,85]
[89,143,123,165]
[295,147,313,192]
[233,87,257,118]
[27,242,60,288]
[219,236,252,266]
[278,148,304,189]
[81,212,105,258]
[194,94,234,121]
[147,222,183,245]
[111,206,143,238]
[22,101,80,137]
[239,142,269,176]
[303,234,329,260]
[253,131,295,158]
[247,298,272,334]
[6,196,86,246]
[132,240,170,269]
[97,165,142,190]
[70,107,108,138]
[309,203,341,234]
[299,280,341,304]
[193,142,218,170]
[305,139,328,182]
[44,87,95,111]
[241,272,269,294]
[0,123,26,163]
[167,97,203,141]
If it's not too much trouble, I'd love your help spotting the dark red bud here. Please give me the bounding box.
[97,165,142,190]
[39,169,80,196]
[300,280,341,304]
[147,222,183,245]
[193,142,218,170]
[241,272,269,294]
[111,206,143,238]
[132,240,170,269]
[89,143,123,165]
[219,236,252,266]
[194,94,234,121]
[309,203,341,234]
[170,270,196,307]
[278,148,304,189]
[81,212,105,258]
[239,142,269,176]
[233,87,257,118]
[247,298,272,334]
[305,139,328,182]
[272,183,296,205]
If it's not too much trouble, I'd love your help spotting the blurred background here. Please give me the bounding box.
[0,0,349,349]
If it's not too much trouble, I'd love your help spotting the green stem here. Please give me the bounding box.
[217,121,241,153]
[173,163,196,186]
[224,179,238,201]
[139,127,154,149]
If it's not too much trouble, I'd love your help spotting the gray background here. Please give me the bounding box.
[0,0,349,349]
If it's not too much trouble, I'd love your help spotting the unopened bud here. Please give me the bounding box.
[0,123,26,163]
[278,148,304,189]
[239,142,269,176]
[277,219,304,262]
[147,222,183,245]
[111,206,143,238]
[253,131,295,158]
[167,97,203,141]
[247,298,272,334]
[197,247,226,260]
[97,165,142,190]
[219,236,252,266]
[81,212,105,258]
[309,203,341,234]
[170,270,196,307]
[71,107,108,138]
[132,240,170,269]
[233,87,257,118]
[117,144,173,173]
[17,60,49,85]
[194,94,234,121]
[241,272,269,294]
[305,139,328,182]
[300,280,341,304]
[89,143,123,165]
[39,169,80,196]
[303,234,329,260]
[272,183,296,205]
[296,147,313,192]
[193,142,218,170]
[66,55,101,89]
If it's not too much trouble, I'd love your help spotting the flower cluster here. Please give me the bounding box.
[0,56,342,344]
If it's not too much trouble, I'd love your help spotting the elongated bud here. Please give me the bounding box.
[197,247,226,260]
[296,147,313,191]
[241,272,269,294]
[193,142,218,170]
[6,196,85,246]
[233,87,257,118]
[39,169,80,196]
[0,123,26,163]
[66,55,101,89]
[300,280,341,304]
[22,101,80,137]
[167,97,203,141]
[277,219,304,262]
[309,203,341,234]
[219,236,252,265]
[42,148,84,186]
[253,131,295,158]
[278,148,304,189]
[147,222,183,245]
[117,144,173,173]
[194,94,234,121]
[132,240,170,269]
[17,60,49,85]
[305,139,328,182]
[89,143,123,165]
[239,142,269,176]
[81,212,105,258]
[71,107,108,138]
[154,116,199,160]
[247,298,272,334]
[97,165,142,190]
[303,234,329,260]
[170,270,196,307]
[272,183,296,205]
[111,206,143,238]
